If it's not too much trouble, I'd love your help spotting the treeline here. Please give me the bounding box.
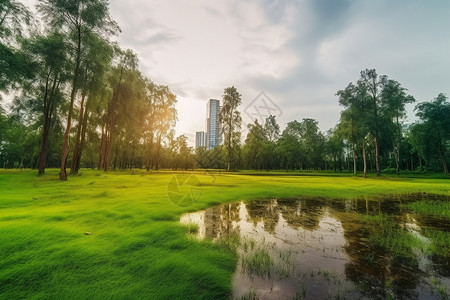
[195,71,450,176]
[1,2,449,177]
[1,0,178,178]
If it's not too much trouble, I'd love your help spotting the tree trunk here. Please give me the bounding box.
[98,124,105,169]
[439,144,448,175]
[60,25,82,180]
[395,116,401,175]
[38,120,50,175]
[374,137,380,176]
[146,134,153,171]
[70,92,86,174]
[38,71,54,175]
[352,144,357,175]
[362,140,367,178]
[75,109,89,172]
[155,134,162,170]
[104,127,113,171]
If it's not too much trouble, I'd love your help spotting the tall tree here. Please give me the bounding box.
[381,79,415,175]
[142,82,177,171]
[220,86,242,171]
[70,33,114,174]
[37,0,119,180]
[20,32,69,175]
[98,49,142,171]
[360,69,387,176]
[338,81,371,176]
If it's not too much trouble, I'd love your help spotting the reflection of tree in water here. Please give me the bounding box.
[245,199,280,234]
[411,213,450,278]
[277,197,325,231]
[203,202,241,239]
[195,194,448,298]
[336,204,421,299]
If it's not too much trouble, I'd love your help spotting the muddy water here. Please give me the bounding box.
[180,194,450,299]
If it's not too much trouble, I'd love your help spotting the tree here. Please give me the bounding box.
[37,0,119,180]
[0,0,31,39]
[360,69,387,176]
[70,33,114,174]
[220,86,242,171]
[337,82,370,176]
[381,79,415,175]
[326,127,344,172]
[243,119,266,169]
[277,122,301,171]
[298,118,325,170]
[415,93,450,175]
[264,115,280,142]
[261,115,280,170]
[142,81,177,171]
[0,0,33,93]
[19,32,69,175]
[98,49,144,171]
[172,135,193,170]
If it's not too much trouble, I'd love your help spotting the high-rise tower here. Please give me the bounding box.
[206,99,221,150]
[195,131,206,149]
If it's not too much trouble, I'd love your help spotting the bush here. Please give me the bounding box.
[382,168,397,174]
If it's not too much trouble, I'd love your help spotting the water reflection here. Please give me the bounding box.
[180,194,450,299]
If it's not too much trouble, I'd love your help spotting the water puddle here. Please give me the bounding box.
[180,194,450,299]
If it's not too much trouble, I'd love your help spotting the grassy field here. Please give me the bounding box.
[0,169,449,299]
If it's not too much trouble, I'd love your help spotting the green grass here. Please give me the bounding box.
[241,248,274,277]
[362,214,428,258]
[0,168,449,299]
[402,200,450,219]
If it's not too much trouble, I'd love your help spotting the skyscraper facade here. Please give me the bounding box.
[195,131,206,149]
[206,99,221,150]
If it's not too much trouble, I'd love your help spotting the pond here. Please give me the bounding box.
[180,194,450,299]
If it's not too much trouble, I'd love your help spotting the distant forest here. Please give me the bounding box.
[1,1,449,177]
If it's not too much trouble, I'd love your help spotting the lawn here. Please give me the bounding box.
[0,169,448,299]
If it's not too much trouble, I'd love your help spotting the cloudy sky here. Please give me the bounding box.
[23,0,450,144]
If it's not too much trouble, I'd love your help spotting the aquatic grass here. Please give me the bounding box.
[240,289,258,300]
[402,200,450,219]
[423,230,450,257]
[361,214,428,258]
[241,248,274,277]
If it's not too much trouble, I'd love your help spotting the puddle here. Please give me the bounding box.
[181,194,450,299]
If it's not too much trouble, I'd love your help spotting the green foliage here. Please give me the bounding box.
[412,93,450,174]
[220,86,242,171]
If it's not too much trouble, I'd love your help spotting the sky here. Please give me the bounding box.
[21,0,450,145]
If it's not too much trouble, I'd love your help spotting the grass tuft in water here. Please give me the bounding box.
[241,248,274,277]
[361,214,427,258]
[402,200,450,219]
[240,289,258,300]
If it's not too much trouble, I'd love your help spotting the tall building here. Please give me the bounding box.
[206,99,221,150]
[195,131,206,149]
